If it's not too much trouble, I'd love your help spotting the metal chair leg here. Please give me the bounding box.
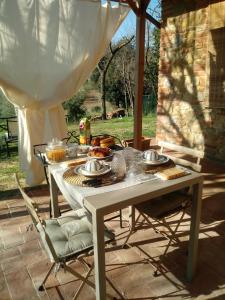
[119,209,123,228]
[49,199,52,218]
[6,141,10,157]
[71,263,94,300]
[38,262,55,291]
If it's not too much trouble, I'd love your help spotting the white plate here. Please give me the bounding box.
[142,155,169,166]
[74,164,111,177]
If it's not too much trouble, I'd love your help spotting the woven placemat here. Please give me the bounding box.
[143,159,175,174]
[63,168,89,186]
[63,167,118,187]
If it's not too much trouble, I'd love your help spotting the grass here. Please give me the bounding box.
[0,114,156,193]
[68,114,156,139]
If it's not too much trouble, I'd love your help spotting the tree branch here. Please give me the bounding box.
[97,64,103,74]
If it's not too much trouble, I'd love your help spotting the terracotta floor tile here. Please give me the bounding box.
[5,267,39,300]
[0,202,8,210]
[0,270,11,300]
[0,209,10,220]
[58,279,96,300]
[1,253,25,275]
[2,232,24,249]
[0,247,20,263]
[22,229,40,243]
[22,249,47,266]
[18,239,41,255]
[27,259,60,298]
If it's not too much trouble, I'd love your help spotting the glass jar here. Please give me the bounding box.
[46,138,67,162]
[110,152,126,178]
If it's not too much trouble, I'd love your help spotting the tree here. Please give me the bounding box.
[63,90,87,122]
[97,36,134,119]
[144,0,161,112]
[106,38,136,115]
[0,91,15,118]
[144,26,160,112]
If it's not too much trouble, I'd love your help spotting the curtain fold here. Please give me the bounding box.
[0,0,129,185]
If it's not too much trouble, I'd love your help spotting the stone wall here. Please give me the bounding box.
[157,0,225,161]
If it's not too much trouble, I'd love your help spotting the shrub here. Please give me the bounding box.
[63,91,87,122]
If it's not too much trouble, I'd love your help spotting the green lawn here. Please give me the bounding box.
[0,114,156,192]
[71,114,157,140]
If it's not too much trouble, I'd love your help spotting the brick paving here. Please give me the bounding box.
[1,159,225,299]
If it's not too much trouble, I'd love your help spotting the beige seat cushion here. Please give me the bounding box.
[37,209,114,261]
[135,193,191,219]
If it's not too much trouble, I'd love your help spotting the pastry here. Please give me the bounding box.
[100,137,115,148]
[91,137,100,146]
[88,147,111,158]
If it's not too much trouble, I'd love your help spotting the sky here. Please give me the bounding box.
[113,0,160,42]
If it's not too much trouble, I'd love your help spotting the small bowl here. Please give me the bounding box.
[77,145,90,155]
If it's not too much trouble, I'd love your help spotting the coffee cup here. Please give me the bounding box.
[85,159,102,173]
[143,150,159,161]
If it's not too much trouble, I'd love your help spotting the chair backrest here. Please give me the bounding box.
[7,118,18,138]
[14,174,58,262]
[15,174,40,226]
[158,141,204,172]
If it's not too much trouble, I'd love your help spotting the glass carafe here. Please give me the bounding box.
[46,138,67,162]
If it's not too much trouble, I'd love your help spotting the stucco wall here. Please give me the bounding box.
[157,0,225,160]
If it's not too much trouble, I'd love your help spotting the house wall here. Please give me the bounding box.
[157,0,225,160]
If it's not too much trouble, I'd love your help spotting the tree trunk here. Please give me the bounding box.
[101,72,107,120]
[122,62,129,116]
[98,37,134,121]
[127,73,134,115]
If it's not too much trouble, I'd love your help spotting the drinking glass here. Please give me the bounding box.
[123,147,135,170]
[110,152,126,178]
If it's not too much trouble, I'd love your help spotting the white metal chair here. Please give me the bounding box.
[4,117,18,157]
[15,174,122,299]
[124,141,204,275]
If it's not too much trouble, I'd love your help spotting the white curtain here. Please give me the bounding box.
[0,0,129,185]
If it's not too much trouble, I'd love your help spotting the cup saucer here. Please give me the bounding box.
[142,155,169,166]
[74,164,111,177]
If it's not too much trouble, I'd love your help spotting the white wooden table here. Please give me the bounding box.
[49,165,203,300]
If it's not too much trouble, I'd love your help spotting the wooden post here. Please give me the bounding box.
[133,0,146,150]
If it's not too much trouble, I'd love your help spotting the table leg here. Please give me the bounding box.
[186,181,203,282]
[93,211,106,300]
[49,172,60,218]
[129,205,135,229]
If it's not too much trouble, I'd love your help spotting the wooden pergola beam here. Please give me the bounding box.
[133,0,150,150]
[144,11,161,28]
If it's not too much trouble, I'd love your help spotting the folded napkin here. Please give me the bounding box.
[156,167,187,180]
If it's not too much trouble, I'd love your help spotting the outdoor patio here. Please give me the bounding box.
[0,157,225,300]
